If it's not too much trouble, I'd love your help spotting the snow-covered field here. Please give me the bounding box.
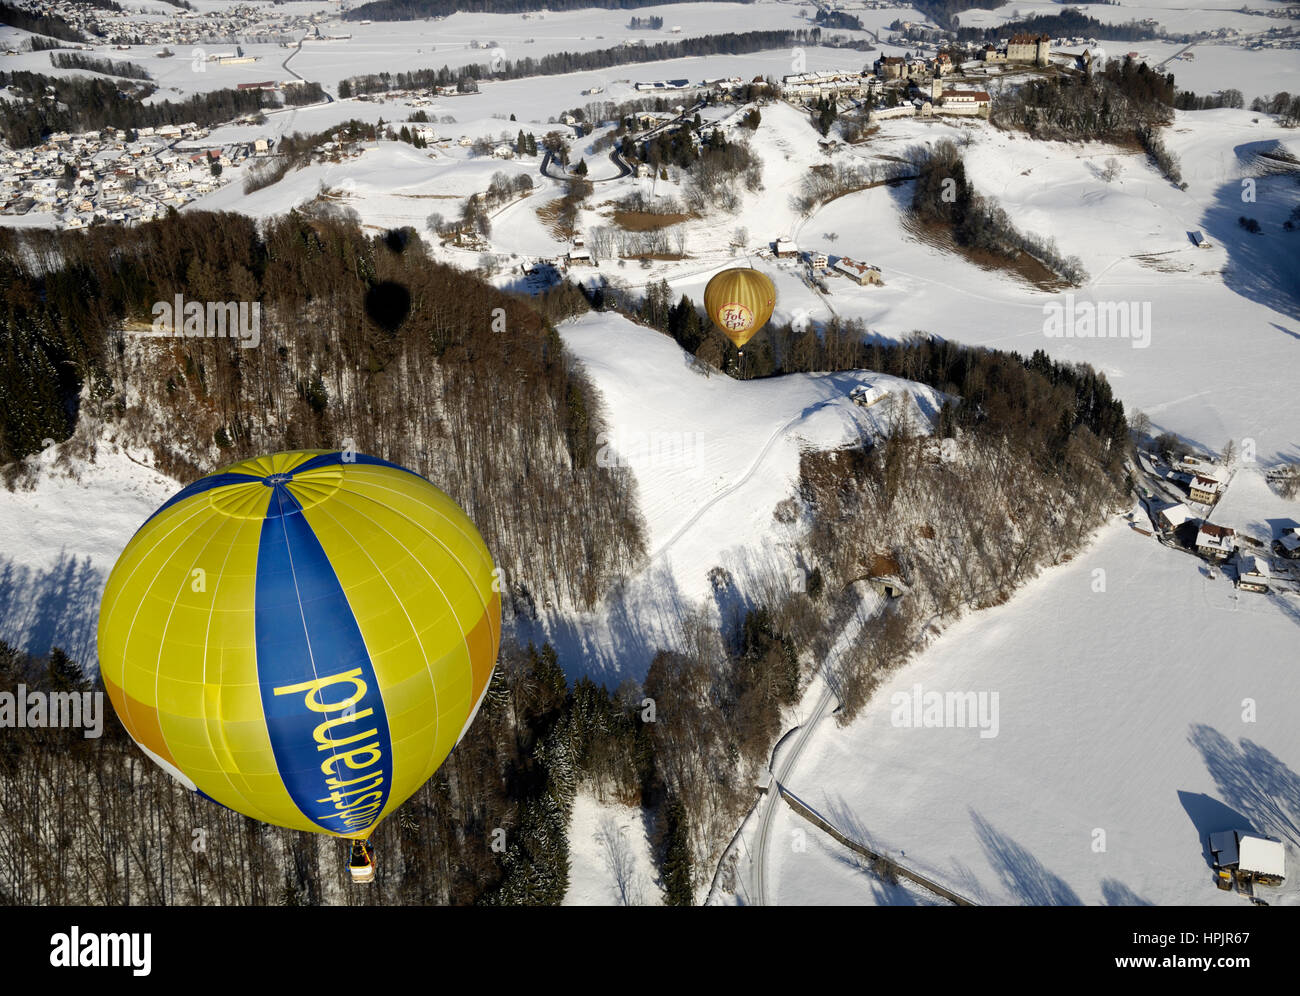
[535,310,942,684]
[564,792,663,905]
[0,440,178,665]
[758,517,1300,906]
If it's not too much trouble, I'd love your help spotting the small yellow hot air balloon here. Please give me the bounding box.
[704,267,776,351]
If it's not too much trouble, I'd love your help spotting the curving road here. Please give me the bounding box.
[748,596,878,905]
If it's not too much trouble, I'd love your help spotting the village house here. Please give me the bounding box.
[566,239,593,266]
[874,55,911,80]
[1188,474,1224,504]
[1209,830,1286,890]
[1196,522,1236,560]
[773,238,798,258]
[1157,502,1195,533]
[1273,527,1300,559]
[834,257,883,285]
[1234,552,1271,592]
[939,89,992,117]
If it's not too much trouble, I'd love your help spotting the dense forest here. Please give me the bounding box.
[340,28,816,96]
[0,2,91,43]
[954,9,1175,44]
[993,56,1176,142]
[0,70,274,147]
[0,634,646,904]
[0,212,644,610]
[345,0,740,20]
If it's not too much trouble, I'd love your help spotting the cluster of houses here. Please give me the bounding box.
[1146,455,1300,596]
[5,0,327,48]
[768,238,883,286]
[776,61,993,121]
[0,125,269,226]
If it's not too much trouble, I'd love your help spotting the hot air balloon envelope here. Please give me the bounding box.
[96,450,501,840]
[703,267,776,350]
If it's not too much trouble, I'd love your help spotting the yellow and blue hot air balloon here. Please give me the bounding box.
[96,450,501,856]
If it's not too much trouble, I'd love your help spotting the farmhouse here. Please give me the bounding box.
[1209,830,1286,889]
[773,238,798,258]
[1188,474,1223,504]
[834,257,883,285]
[850,384,889,408]
[1195,522,1236,560]
[1273,527,1300,559]
[1190,230,1213,248]
[1234,552,1271,592]
[1157,502,1195,533]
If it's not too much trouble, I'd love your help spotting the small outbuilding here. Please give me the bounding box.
[1235,552,1271,592]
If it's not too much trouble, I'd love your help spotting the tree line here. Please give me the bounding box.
[340,29,815,96]
[993,56,1176,143]
[954,9,1176,45]
[0,69,274,147]
[0,2,90,43]
[909,140,1088,284]
[345,0,739,19]
[49,50,150,80]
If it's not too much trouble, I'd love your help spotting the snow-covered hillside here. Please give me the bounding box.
[526,309,942,684]
[757,517,1300,906]
[0,440,179,664]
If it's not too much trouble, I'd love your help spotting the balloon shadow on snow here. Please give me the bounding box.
[1100,879,1153,906]
[1187,724,1300,849]
[0,553,104,670]
[1200,157,1300,320]
[971,810,1082,905]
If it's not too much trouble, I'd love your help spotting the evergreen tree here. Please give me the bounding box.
[661,796,694,905]
[47,647,84,693]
